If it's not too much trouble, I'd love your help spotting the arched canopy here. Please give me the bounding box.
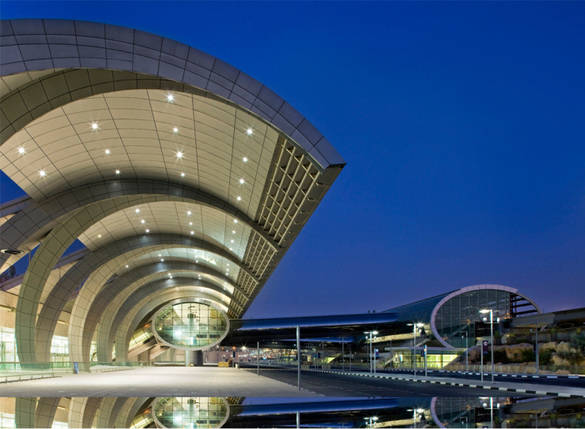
[0,19,345,364]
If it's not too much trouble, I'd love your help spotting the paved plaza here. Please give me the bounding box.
[0,367,320,397]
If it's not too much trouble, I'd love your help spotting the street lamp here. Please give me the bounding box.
[364,331,379,374]
[461,329,469,373]
[407,408,425,429]
[407,323,424,376]
[479,309,500,383]
[365,416,378,428]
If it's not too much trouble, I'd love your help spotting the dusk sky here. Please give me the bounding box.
[1,2,584,317]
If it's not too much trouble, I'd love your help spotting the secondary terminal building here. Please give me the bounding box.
[0,18,345,368]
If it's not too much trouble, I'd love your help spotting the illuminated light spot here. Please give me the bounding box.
[18,147,25,155]
[91,123,99,130]
[125,265,129,268]
[243,157,248,162]
[135,209,140,213]
[105,149,110,155]
[236,196,242,201]
[230,239,234,243]
[98,235,101,238]
[39,170,46,177]
[167,94,174,101]
[232,230,235,234]
[230,248,233,251]
[173,127,178,133]
[246,128,253,136]
[190,231,195,235]
[141,220,145,224]
[187,211,192,215]
[160,259,164,262]
[176,151,183,159]
[181,172,185,177]
[158,254,162,257]
[115,169,120,175]
[145,229,150,233]
[233,219,238,223]
[189,222,193,226]
[239,178,245,184]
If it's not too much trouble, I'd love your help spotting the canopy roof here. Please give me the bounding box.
[0,19,344,363]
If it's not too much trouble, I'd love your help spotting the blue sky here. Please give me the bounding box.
[1,2,584,316]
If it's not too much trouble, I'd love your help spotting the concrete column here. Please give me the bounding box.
[185,350,204,366]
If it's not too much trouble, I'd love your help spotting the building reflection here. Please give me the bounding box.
[1,396,584,428]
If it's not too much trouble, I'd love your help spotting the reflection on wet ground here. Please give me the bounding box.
[1,396,584,428]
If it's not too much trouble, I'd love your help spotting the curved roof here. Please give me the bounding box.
[0,19,345,363]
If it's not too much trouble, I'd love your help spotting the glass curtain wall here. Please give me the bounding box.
[434,290,512,348]
[154,397,228,428]
[154,303,227,348]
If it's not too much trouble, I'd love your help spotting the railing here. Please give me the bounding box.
[0,361,153,381]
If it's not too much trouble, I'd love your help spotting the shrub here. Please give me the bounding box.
[539,349,554,365]
[493,350,509,364]
[521,349,536,362]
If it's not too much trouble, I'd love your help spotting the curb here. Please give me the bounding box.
[341,368,582,380]
[306,369,584,398]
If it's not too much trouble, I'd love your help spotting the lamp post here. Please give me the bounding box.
[364,331,378,374]
[482,397,500,428]
[366,416,378,428]
[407,323,424,376]
[407,408,425,429]
[530,325,541,375]
[479,309,499,383]
[461,331,469,373]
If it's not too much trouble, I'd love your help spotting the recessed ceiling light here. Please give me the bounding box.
[145,229,150,233]
[236,196,242,201]
[18,147,25,155]
[135,209,140,213]
[158,254,162,257]
[98,234,101,238]
[230,248,233,251]
[181,172,185,177]
[243,157,248,162]
[187,211,191,215]
[105,149,110,155]
[141,219,145,224]
[230,239,234,243]
[176,151,183,159]
[161,259,164,262]
[115,169,120,175]
[173,127,178,133]
[189,222,193,226]
[233,219,238,223]
[39,170,46,177]
[190,231,194,235]
[239,178,245,184]
[246,128,253,136]
[232,230,235,234]
[91,123,99,130]
[167,94,174,101]
[125,265,129,268]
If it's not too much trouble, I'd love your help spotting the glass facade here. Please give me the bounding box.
[0,327,69,362]
[153,303,228,349]
[434,289,512,348]
[154,397,228,429]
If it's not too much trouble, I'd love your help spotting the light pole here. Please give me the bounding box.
[479,309,500,383]
[407,408,425,429]
[461,331,469,373]
[407,323,424,376]
[364,331,378,374]
[366,416,378,428]
[530,325,542,375]
[482,397,500,428]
